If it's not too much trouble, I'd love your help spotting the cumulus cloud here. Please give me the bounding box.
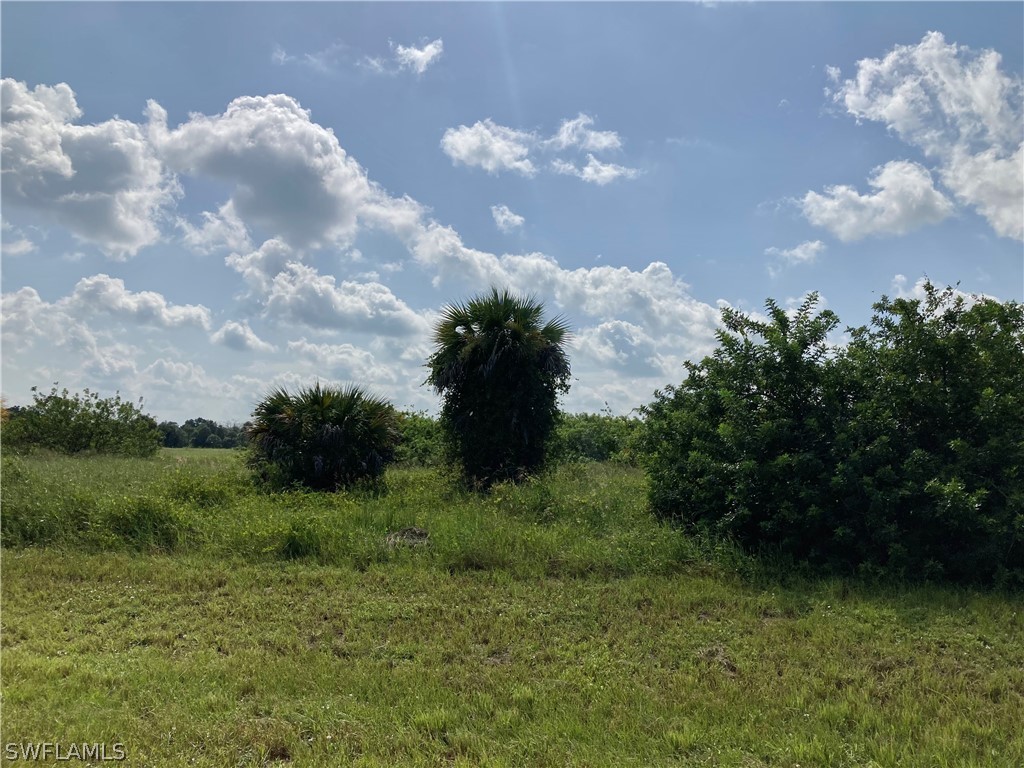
[407,221,719,350]
[551,154,641,185]
[829,32,1023,240]
[67,274,212,330]
[800,160,954,241]
[1,278,211,397]
[286,338,397,383]
[147,93,375,249]
[573,320,666,377]
[440,119,537,176]
[441,113,637,183]
[179,200,252,254]
[4,83,713,417]
[491,204,525,233]
[265,263,428,337]
[225,238,298,292]
[210,320,275,353]
[1,79,178,258]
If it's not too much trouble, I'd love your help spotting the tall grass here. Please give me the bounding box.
[1,449,709,578]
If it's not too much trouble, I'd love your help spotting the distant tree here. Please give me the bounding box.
[427,288,571,487]
[158,421,186,448]
[247,383,400,490]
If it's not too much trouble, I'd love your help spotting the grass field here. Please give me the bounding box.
[2,449,1022,766]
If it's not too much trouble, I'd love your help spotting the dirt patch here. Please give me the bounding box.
[385,526,430,548]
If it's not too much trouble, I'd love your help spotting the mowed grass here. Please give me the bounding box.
[2,450,1023,767]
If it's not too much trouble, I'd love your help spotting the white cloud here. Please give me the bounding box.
[1,220,38,256]
[271,45,294,66]
[286,338,397,383]
[544,113,622,152]
[1,79,178,258]
[440,119,537,176]
[264,263,429,337]
[147,93,376,249]
[210,320,275,353]
[3,84,717,418]
[0,280,210,399]
[407,222,719,350]
[225,238,300,293]
[830,32,1023,240]
[572,321,666,377]
[800,160,954,241]
[393,39,444,75]
[1,238,37,256]
[491,204,525,233]
[890,274,999,305]
[179,200,252,254]
[442,114,635,183]
[552,154,641,185]
[765,240,826,276]
[68,274,212,330]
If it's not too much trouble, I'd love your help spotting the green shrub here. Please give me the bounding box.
[5,385,160,457]
[638,285,1024,584]
[247,383,400,491]
[105,497,186,551]
[551,412,640,464]
[161,468,239,509]
[279,518,329,560]
[395,410,444,466]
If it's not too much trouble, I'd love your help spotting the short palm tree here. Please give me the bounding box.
[427,288,571,487]
[247,383,400,490]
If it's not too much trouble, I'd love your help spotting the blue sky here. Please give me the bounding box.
[2,2,1022,423]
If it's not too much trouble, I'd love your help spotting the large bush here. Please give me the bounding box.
[638,286,1024,584]
[3,385,161,457]
[427,289,571,487]
[247,383,400,490]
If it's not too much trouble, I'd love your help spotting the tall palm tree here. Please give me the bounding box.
[247,383,399,490]
[427,288,571,487]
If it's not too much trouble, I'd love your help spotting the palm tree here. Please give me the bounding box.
[427,288,571,487]
[247,383,400,490]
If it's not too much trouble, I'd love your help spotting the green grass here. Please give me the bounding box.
[2,450,1022,766]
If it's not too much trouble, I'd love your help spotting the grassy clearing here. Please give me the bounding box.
[1,450,695,578]
[2,450,1022,766]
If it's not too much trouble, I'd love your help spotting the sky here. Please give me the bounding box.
[2,2,1022,424]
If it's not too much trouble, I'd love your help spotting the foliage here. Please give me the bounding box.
[3,385,161,457]
[158,417,248,448]
[638,285,1024,584]
[836,283,1024,582]
[550,411,641,464]
[394,410,445,466]
[427,288,571,487]
[246,383,400,491]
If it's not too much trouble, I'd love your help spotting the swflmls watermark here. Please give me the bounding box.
[4,743,126,761]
